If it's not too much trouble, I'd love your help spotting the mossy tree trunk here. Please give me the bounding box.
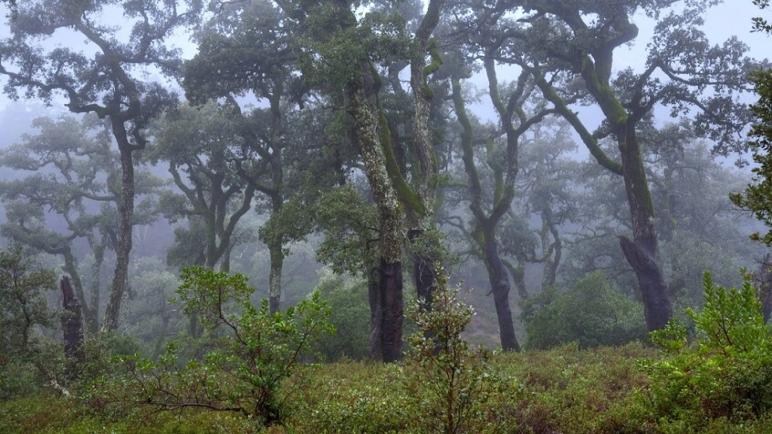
[348,63,405,362]
[102,142,135,332]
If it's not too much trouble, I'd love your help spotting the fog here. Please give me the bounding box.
[0,1,770,432]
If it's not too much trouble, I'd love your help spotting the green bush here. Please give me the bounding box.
[523,272,647,349]
[88,267,334,428]
[313,273,371,361]
[642,272,772,428]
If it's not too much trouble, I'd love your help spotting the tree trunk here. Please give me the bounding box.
[89,243,104,334]
[367,265,383,359]
[348,64,405,362]
[62,249,96,335]
[60,276,84,381]
[482,235,520,352]
[541,207,562,289]
[618,127,672,331]
[379,260,404,362]
[268,240,284,314]
[409,228,436,310]
[102,144,135,332]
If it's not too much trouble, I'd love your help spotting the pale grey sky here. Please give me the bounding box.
[0,0,768,147]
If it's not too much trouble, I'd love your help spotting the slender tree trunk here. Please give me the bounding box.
[482,233,520,351]
[153,297,171,358]
[406,1,446,311]
[618,127,672,331]
[60,276,84,381]
[102,144,134,332]
[89,243,104,334]
[268,240,284,314]
[541,207,562,289]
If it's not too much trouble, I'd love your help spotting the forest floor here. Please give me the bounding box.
[2,342,771,434]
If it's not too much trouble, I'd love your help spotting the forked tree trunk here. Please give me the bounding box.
[348,63,405,362]
[60,276,84,380]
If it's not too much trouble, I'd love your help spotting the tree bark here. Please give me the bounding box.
[102,144,134,332]
[60,276,84,381]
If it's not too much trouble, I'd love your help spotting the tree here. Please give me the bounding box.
[184,0,319,313]
[454,0,755,331]
[150,102,256,272]
[0,0,202,331]
[0,115,161,334]
[448,60,554,350]
[731,1,772,245]
[0,246,61,396]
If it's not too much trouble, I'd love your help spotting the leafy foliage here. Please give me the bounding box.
[642,273,772,428]
[731,67,772,245]
[404,284,503,434]
[312,273,371,361]
[90,267,333,427]
[0,247,57,399]
[523,272,647,349]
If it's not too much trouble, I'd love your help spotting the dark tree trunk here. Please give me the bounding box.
[541,207,562,289]
[60,276,84,380]
[367,265,383,359]
[379,260,404,362]
[103,144,135,332]
[409,228,436,310]
[89,243,105,334]
[268,241,284,314]
[618,127,672,331]
[483,235,520,352]
[62,249,96,335]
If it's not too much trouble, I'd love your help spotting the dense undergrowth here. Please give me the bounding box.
[2,271,771,433]
[2,342,771,434]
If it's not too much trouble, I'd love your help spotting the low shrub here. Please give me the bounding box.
[523,272,647,349]
[641,272,772,429]
[312,273,371,361]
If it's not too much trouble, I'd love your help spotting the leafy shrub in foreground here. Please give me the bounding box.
[90,267,333,427]
[643,272,772,428]
[523,272,647,349]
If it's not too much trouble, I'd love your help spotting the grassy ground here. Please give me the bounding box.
[2,343,770,433]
